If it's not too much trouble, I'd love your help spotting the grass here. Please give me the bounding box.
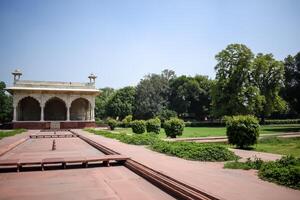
[115,124,300,138]
[254,137,300,157]
[0,129,26,139]
[213,137,300,158]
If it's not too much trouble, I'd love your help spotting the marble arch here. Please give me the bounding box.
[6,70,99,129]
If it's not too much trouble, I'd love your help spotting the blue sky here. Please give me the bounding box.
[0,0,299,88]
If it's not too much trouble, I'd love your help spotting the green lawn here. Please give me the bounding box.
[0,129,26,139]
[115,124,300,138]
[254,137,300,157]
[215,137,300,158]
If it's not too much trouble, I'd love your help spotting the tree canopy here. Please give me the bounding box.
[0,81,13,123]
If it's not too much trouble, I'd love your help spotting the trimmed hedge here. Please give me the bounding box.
[264,119,300,125]
[164,118,185,138]
[131,120,146,134]
[146,118,161,134]
[150,141,237,161]
[118,133,159,145]
[225,115,260,149]
[185,121,225,127]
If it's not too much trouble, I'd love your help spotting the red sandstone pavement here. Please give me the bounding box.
[73,129,300,200]
[0,130,175,200]
[0,166,175,200]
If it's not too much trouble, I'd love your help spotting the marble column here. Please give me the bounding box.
[13,106,17,121]
[40,106,44,121]
[67,106,70,121]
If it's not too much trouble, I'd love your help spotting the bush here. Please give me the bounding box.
[146,118,161,134]
[150,141,237,161]
[122,115,133,127]
[259,156,300,189]
[225,115,260,149]
[119,133,159,145]
[131,120,146,134]
[224,157,263,170]
[107,118,118,130]
[164,118,185,138]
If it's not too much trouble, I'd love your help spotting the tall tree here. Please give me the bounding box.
[252,53,286,122]
[0,81,13,123]
[212,44,259,117]
[134,70,175,119]
[169,75,212,119]
[106,86,136,119]
[95,87,115,119]
[282,52,300,115]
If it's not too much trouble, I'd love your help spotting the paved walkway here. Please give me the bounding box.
[0,130,175,200]
[73,129,300,200]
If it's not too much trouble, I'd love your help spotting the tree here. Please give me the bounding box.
[95,87,115,119]
[212,44,259,117]
[252,53,286,122]
[106,86,136,119]
[169,75,212,119]
[282,52,300,115]
[134,70,175,119]
[0,81,13,123]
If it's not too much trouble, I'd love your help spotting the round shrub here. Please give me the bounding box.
[131,120,146,134]
[107,118,118,130]
[146,118,161,134]
[225,115,260,149]
[164,117,185,138]
[122,115,133,127]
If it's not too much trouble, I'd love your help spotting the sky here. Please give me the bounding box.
[0,0,299,89]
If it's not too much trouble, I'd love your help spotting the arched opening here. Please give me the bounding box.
[17,97,41,121]
[44,97,67,121]
[70,98,91,120]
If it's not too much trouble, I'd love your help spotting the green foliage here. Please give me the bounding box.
[146,117,161,134]
[264,119,300,125]
[150,141,237,161]
[225,115,260,149]
[131,120,146,134]
[0,129,26,139]
[0,81,13,123]
[134,69,175,119]
[157,109,177,123]
[185,121,225,127]
[259,156,300,189]
[107,118,118,130]
[118,133,159,145]
[164,117,185,138]
[95,87,115,119]
[224,157,263,170]
[169,75,213,119]
[212,44,258,117]
[106,86,136,119]
[282,52,300,115]
[252,53,287,121]
[122,115,133,127]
